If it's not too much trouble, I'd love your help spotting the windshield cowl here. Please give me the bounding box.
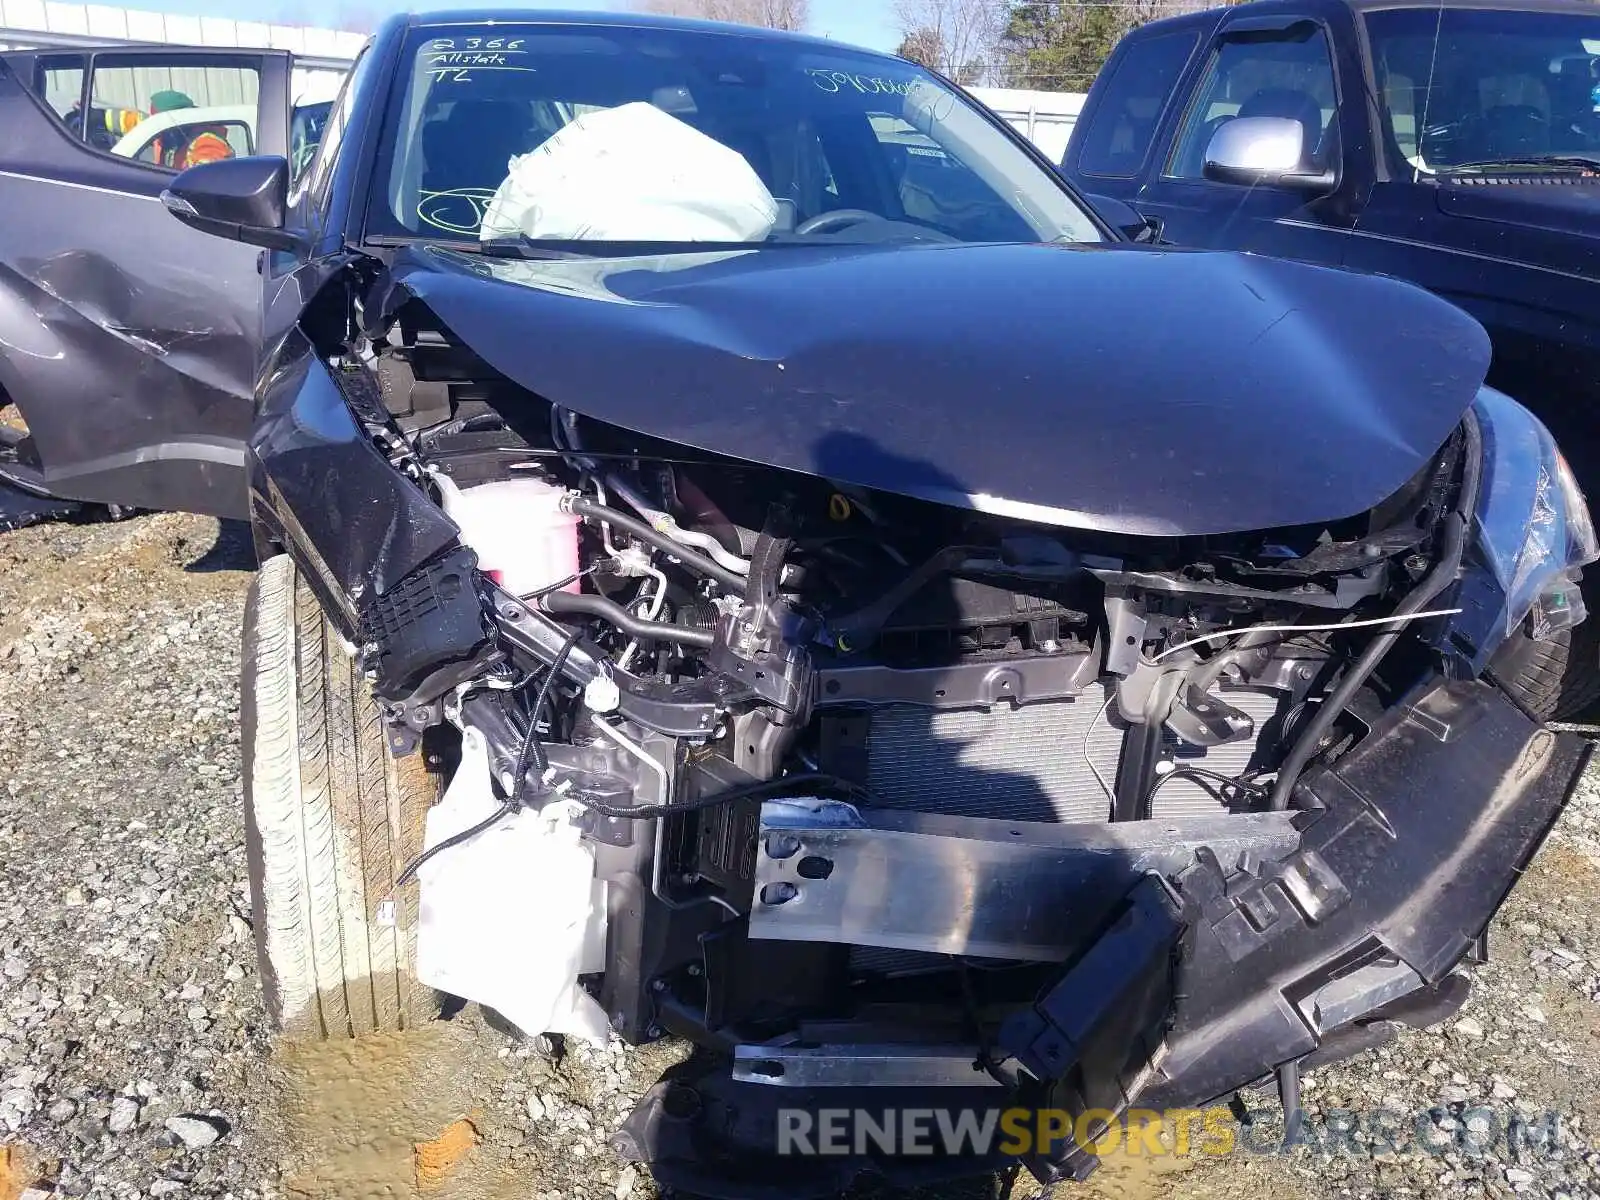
[1434,153,1600,176]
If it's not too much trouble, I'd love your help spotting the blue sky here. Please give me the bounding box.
[131,0,902,52]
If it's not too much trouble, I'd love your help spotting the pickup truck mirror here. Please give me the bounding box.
[160,156,300,252]
[1203,117,1336,192]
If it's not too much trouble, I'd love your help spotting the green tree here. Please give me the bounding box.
[998,1,1129,92]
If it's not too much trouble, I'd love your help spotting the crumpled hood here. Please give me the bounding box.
[392,240,1490,537]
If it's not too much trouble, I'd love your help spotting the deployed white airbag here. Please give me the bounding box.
[479,100,777,243]
[415,727,610,1043]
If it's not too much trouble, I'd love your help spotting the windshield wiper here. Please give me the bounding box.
[479,237,601,259]
[478,235,778,258]
[1439,153,1600,174]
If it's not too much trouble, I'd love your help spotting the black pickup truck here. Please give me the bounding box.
[1060,0,1600,708]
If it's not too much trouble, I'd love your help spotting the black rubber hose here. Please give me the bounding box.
[541,590,716,649]
[394,798,516,887]
[567,496,747,595]
[1267,416,1481,811]
[514,625,583,787]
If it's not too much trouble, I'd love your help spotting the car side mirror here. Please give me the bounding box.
[161,155,300,251]
[1085,194,1165,244]
[1202,116,1335,191]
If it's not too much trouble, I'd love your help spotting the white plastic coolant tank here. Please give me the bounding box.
[435,475,579,597]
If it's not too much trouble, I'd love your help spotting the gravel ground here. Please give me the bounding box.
[3,510,1600,1200]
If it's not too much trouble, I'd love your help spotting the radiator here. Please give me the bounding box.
[850,686,1285,977]
[861,686,1285,824]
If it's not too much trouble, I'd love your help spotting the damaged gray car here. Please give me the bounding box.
[3,10,1598,1196]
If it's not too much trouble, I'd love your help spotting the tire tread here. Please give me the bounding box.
[242,556,437,1038]
[1492,620,1600,722]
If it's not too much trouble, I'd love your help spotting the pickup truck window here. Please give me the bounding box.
[1075,29,1200,177]
[1365,7,1600,175]
[1165,27,1339,180]
[127,115,253,163]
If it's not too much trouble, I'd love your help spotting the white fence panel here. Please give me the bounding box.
[965,86,1086,165]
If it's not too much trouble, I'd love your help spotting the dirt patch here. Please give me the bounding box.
[415,1116,484,1191]
[263,1009,651,1200]
[271,1022,489,1199]
[1045,1141,1205,1200]
[0,1143,40,1200]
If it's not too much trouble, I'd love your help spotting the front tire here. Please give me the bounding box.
[1490,620,1600,722]
[241,554,439,1038]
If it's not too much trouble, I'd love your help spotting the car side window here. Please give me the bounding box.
[131,118,253,163]
[1165,26,1340,181]
[300,47,372,217]
[60,55,260,167]
[290,101,333,185]
[1075,30,1200,177]
[866,112,1035,241]
[27,56,86,123]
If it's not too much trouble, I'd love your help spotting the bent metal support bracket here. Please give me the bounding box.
[747,798,1300,962]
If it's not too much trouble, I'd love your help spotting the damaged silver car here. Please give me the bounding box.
[3,11,1597,1196]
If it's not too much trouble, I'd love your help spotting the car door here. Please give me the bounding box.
[0,47,290,519]
[1133,13,1359,266]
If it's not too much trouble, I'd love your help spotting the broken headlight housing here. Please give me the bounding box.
[1469,387,1598,647]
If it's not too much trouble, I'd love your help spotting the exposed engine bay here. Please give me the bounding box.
[248,295,1593,1192]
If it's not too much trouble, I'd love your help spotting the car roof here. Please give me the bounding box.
[1216,0,1597,15]
[1342,0,1600,13]
[403,8,892,58]
[1129,0,1600,37]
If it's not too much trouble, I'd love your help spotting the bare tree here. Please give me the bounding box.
[896,27,947,70]
[892,0,1002,84]
[752,0,809,29]
[637,0,810,32]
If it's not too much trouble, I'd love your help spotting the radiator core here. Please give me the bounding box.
[860,686,1285,824]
